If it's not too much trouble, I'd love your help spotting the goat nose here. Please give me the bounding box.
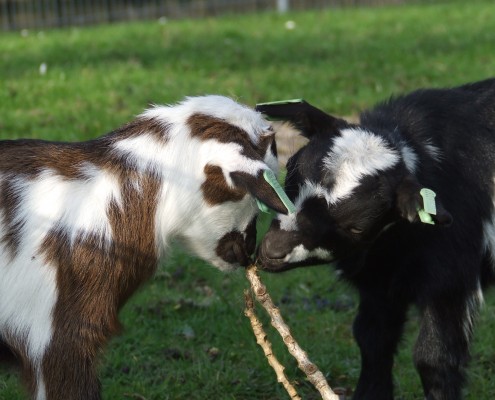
[216,231,250,266]
[261,233,290,260]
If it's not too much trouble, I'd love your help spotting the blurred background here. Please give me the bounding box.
[2,0,433,31]
[1,0,494,399]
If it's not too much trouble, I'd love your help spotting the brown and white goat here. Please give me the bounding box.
[0,95,286,400]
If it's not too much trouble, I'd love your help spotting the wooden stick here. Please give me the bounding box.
[245,264,340,400]
[244,290,302,399]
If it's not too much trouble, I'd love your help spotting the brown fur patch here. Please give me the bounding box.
[1,333,36,398]
[189,114,279,206]
[0,179,24,257]
[40,229,120,400]
[187,113,264,161]
[38,169,161,399]
[107,172,161,305]
[0,116,170,180]
[201,164,246,205]
[0,140,88,178]
[256,132,277,159]
[107,116,170,144]
[244,217,257,256]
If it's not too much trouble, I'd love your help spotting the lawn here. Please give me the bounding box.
[1,1,495,399]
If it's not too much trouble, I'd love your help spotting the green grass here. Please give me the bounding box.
[1,1,495,399]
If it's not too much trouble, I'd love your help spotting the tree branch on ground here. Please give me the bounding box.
[244,289,302,399]
[245,264,340,400]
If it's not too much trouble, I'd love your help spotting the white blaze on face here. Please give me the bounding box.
[323,128,400,204]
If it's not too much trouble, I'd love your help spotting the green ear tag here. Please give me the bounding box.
[256,170,296,214]
[417,209,434,225]
[417,188,437,225]
[256,198,271,213]
[420,188,437,215]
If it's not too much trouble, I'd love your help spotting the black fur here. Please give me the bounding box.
[257,78,495,399]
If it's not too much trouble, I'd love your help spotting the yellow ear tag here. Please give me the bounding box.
[418,188,437,225]
[256,170,296,214]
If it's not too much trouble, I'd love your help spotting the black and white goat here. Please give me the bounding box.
[257,78,495,399]
[0,95,287,400]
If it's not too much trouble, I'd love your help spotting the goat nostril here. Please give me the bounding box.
[223,248,237,264]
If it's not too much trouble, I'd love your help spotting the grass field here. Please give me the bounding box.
[1,1,495,399]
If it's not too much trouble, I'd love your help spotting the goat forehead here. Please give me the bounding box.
[278,181,330,231]
[323,128,399,204]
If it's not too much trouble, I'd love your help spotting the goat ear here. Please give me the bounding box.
[230,170,290,215]
[256,100,343,138]
[396,174,452,226]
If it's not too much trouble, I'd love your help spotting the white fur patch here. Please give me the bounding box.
[12,168,120,246]
[176,195,257,271]
[482,219,495,262]
[423,139,442,161]
[283,244,334,264]
[112,133,169,175]
[35,377,47,400]
[263,142,279,175]
[401,145,418,173]
[0,244,57,370]
[463,283,484,340]
[323,128,399,203]
[279,212,298,232]
[481,176,495,272]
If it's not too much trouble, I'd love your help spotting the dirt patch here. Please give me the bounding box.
[273,121,309,166]
[274,115,358,166]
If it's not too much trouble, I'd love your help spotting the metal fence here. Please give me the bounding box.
[1,0,409,31]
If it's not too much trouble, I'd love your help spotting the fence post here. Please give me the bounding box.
[2,0,16,30]
[277,0,289,13]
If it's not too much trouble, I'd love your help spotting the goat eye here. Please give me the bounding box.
[349,227,363,235]
[263,126,274,135]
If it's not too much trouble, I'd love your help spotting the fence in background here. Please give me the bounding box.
[1,0,414,31]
